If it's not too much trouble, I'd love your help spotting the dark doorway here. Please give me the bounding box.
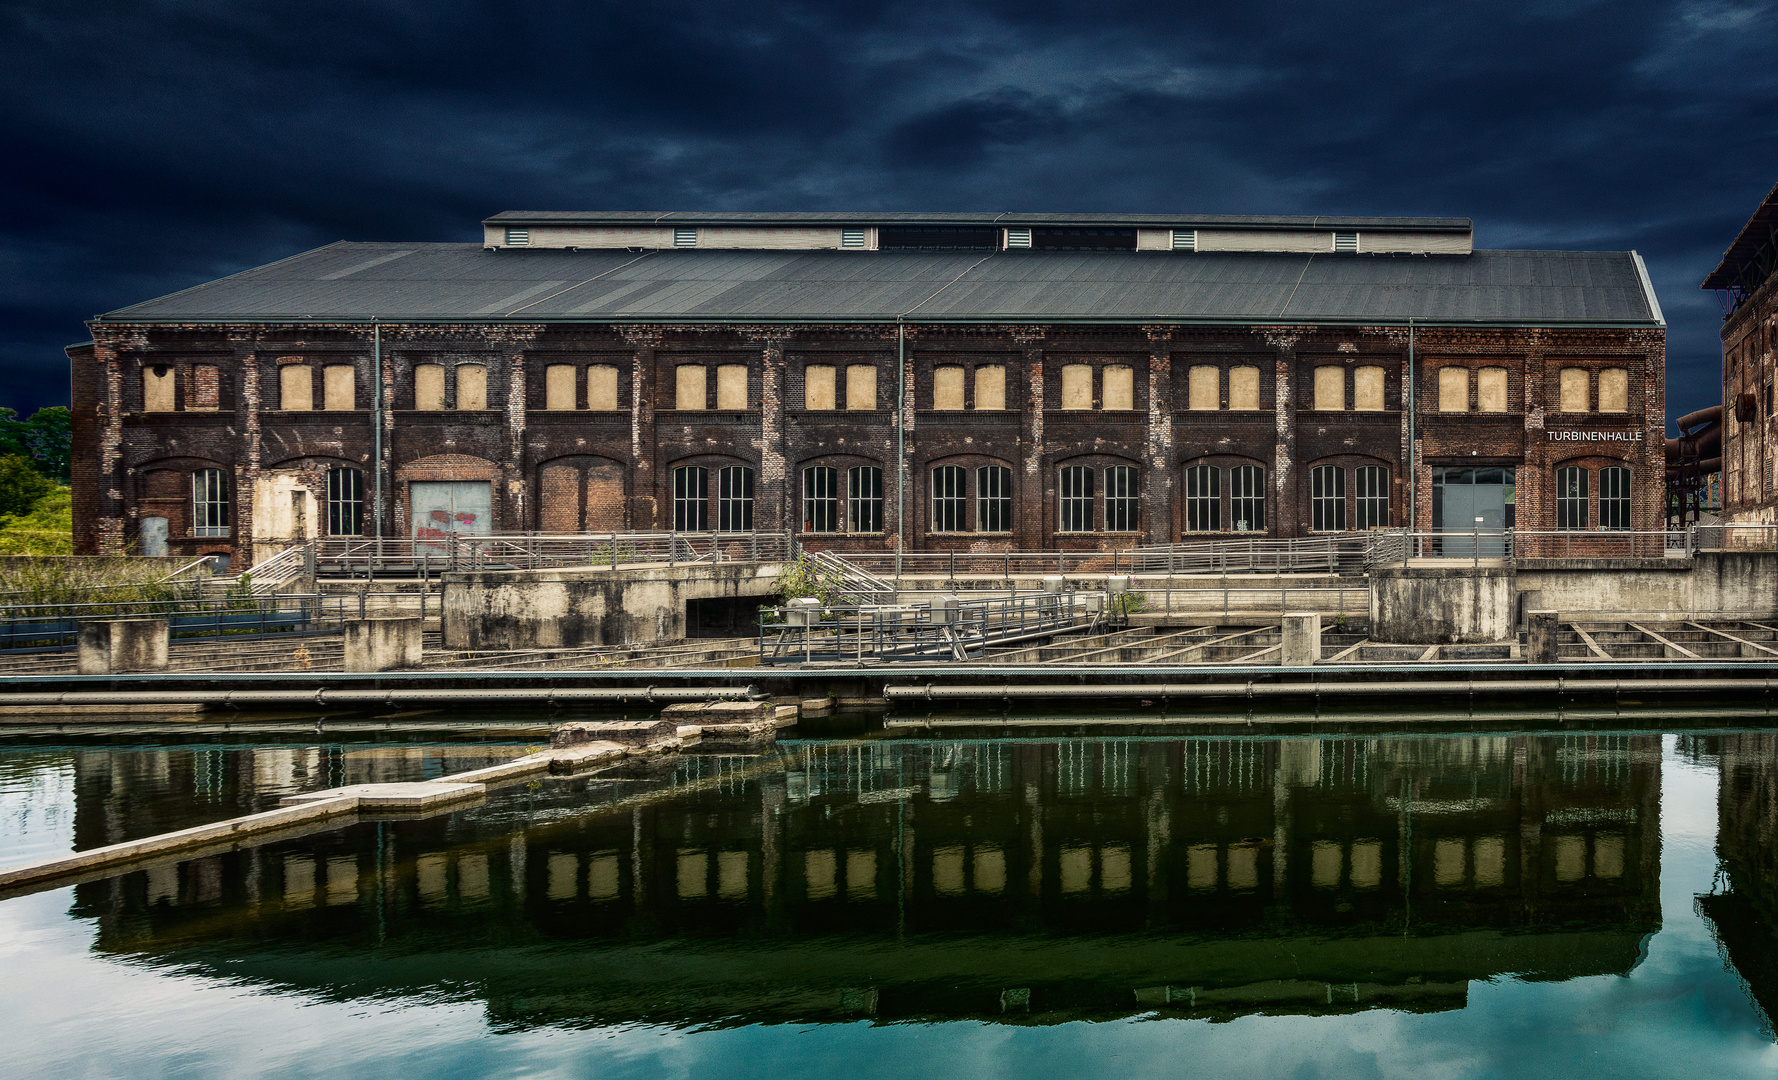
[687,596,766,638]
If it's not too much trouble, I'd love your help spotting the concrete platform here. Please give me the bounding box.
[280,781,484,810]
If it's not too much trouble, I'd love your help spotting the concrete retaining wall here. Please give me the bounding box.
[1517,552,1778,620]
[1371,568,1515,644]
[442,561,782,649]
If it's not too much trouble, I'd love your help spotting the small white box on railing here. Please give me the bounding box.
[1107,575,1130,595]
[1041,575,1064,594]
[786,597,822,626]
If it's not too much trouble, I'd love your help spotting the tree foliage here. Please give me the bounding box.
[0,455,52,517]
[0,487,73,555]
[0,407,72,482]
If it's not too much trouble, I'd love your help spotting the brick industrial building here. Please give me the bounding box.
[1709,182,1778,526]
[66,211,1667,566]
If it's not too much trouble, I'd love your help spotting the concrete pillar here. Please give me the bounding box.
[1526,610,1559,665]
[343,616,423,672]
[1281,612,1321,666]
[77,619,169,674]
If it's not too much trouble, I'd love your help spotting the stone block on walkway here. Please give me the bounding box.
[77,619,169,675]
[1281,613,1321,667]
[344,616,423,672]
[552,718,676,748]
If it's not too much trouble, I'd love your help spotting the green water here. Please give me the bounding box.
[2,729,1776,1077]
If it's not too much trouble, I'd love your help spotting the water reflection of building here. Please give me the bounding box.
[1698,733,1778,1036]
[72,734,1662,1027]
[69,744,511,853]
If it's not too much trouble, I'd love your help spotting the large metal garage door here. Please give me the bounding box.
[410,481,492,553]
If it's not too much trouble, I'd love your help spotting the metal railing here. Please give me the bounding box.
[0,594,353,651]
[821,537,1369,579]
[803,548,896,604]
[282,531,795,577]
[759,591,1095,664]
[1364,524,1778,567]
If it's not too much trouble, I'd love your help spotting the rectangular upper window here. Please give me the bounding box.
[1032,227,1135,251]
[879,226,1000,250]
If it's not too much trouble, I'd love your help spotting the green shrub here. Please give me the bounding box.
[0,486,72,555]
[0,455,51,517]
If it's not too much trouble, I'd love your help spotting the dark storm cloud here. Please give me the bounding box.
[2,0,1775,422]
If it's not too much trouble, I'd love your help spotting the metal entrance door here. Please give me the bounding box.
[139,516,168,557]
[410,481,492,554]
[1435,467,1513,557]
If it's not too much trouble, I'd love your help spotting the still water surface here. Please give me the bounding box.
[1,729,1776,1077]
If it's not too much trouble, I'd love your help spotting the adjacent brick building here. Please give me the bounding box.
[67,211,1667,566]
[1708,182,1778,526]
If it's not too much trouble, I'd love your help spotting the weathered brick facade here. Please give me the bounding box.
[1714,182,1778,526]
[67,320,1665,566]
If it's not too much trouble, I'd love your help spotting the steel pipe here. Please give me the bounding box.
[885,678,1776,699]
[0,685,757,708]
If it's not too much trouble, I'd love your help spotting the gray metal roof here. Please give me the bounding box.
[484,210,1473,232]
[97,243,1662,326]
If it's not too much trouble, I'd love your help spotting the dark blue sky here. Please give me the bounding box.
[3,0,1774,427]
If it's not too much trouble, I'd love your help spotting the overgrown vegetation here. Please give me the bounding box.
[0,555,200,615]
[0,486,71,555]
[771,554,853,609]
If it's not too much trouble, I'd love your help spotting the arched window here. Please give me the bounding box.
[545,365,577,410]
[1311,465,1346,532]
[931,465,967,532]
[1559,368,1590,413]
[848,467,883,532]
[1355,466,1390,529]
[143,365,176,412]
[279,365,313,411]
[1600,466,1631,530]
[1230,465,1265,532]
[802,466,839,532]
[1599,368,1629,413]
[1185,464,1220,532]
[674,466,709,530]
[719,466,754,531]
[326,467,363,536]
[413,364,446,410]
[1556,467,1589,530]
[1105,466,1139,531]
[1059,466,1094,532]
[456,364,488,411]
[192,469,229,537]
[977,466,1012,533]
[1439,367,1469,412]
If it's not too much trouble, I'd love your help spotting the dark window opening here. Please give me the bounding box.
[878,226,1001,251]
[1031,227,1137,251]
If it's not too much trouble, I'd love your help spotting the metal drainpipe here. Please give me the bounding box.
[372,320,384,569]
[1406,318,1416,531]
[896,318,906,578]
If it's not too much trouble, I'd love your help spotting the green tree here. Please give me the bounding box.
[0,455,52,516]
[0,486,72,555]
[0,407,72,481]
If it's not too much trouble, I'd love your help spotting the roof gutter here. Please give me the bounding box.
[1630,251,1666,326]
[88,314,1667,330]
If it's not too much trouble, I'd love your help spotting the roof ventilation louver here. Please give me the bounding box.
[673,227,698,248]
[504,228,530,247]
[1005,228,1032,249]
[1333,232,1359,253]
[841,228,866,248]
[1172,229,1197,252]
